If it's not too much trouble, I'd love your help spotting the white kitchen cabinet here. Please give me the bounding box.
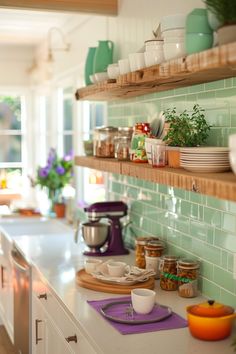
[0,232,14,343]
[32,267,97,354]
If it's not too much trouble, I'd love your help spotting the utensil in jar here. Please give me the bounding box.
[187,299,236,340]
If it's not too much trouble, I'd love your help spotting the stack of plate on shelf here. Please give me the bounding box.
[180,147,231,173]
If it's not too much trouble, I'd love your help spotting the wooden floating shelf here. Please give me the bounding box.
[75,156,236,202]
[75,42,236,101]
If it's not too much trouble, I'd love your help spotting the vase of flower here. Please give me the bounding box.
[54,202,66,218]
[34,148,73,217]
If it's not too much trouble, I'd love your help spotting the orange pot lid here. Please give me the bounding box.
[188,300,235,318]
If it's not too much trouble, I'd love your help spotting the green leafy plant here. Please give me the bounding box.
[162,104,211,147]
[203,0,236,26]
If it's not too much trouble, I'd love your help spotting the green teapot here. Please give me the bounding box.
[84,47,97,85]
[93,40,114,73]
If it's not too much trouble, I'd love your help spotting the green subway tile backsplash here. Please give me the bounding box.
[107,77,236,305]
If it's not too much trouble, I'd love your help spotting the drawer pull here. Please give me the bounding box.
[35,319,43,345]
[38,293,47,300]
[65,335,77,343]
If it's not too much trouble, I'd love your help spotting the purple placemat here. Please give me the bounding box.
[87,296,188,335]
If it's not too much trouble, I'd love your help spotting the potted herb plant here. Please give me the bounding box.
[162,104,211,168]
[35,148,73,217]
[204,0,236,44]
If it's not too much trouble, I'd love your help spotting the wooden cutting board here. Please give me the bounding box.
[76,269,155,294]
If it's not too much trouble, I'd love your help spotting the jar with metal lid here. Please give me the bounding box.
[114,127,133,158]
[135,237,157,269]
[159,255,178,291]
[145,240,165,279]
[130,123,151,162]
[116,136,131,161]
[94,126,118,157]
[177,258,200,298]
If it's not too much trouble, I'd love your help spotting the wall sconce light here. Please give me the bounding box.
[47,27,71,65]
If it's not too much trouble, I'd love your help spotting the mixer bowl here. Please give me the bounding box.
[82,222,109,250]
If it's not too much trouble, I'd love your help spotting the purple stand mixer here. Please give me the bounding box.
[83,201,129,256]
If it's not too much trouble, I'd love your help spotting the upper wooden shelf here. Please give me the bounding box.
[75,156,236,202]
[75,42,236,101]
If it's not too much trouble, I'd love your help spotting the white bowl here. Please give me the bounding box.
[162,28,185,38]
[84,259,103,274]
[163,42,186,61]
[145,39,164,52]
[94,72,109,83]
[107,63,120,79]
[107,261,127,277]
[131,288,156,314]
[144,49,164,67]
[229,151,236,175]
[118,58,131,75]
[229,134,236,150]
[89,74,97,84]
[161,14,186,32]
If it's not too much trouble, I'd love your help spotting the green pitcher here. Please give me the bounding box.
[84,47,97,85]
[93,40,114,73]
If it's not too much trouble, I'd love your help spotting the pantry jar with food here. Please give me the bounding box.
[159,255,178,291]
[130,122,151,162]
[177,258,200,298]
[135,237,157,269]
[94,126,118,157]
[145,240,165,278]
[116,136,131,161]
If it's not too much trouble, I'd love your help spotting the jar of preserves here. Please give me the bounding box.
[159,255,178,291]
[130,122,151,162]
[135,237,157,269]
[94,126,118,157]
[145,240,165,278]
[177,259,200,298]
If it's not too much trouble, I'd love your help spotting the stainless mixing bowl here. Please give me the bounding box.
[82,222,109,250]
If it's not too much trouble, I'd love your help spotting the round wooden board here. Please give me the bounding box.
[76,269,155,294]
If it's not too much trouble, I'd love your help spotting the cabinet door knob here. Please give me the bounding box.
[37,293,47,300]
[65,335,77,343]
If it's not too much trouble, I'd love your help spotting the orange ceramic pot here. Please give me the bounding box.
[54,203,66,218]
[187,300,236,341]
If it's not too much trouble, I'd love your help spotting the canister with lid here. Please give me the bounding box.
[116,136,130,161]
[94,126,118,157]
[159,255,178,291]
[177,258,200,298]
[145,240,165,278]
[135,237,157,269]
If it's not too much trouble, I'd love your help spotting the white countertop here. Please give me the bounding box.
[2,218,235,354]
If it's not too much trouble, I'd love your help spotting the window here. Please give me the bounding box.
[58,87,73,156]
[0,93,26,189]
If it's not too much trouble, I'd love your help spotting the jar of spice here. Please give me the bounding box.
[130,122,151,162]
[114,127,133,159]
[177,259,200,298]
[116,136,130,161]
[94,126,118,157]
[135,237,157,269]
[145,240,165,279]
[159,255,178,291]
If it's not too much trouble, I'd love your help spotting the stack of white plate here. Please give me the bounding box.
[180,147,230,173]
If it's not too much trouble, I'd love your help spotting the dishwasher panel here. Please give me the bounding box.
[11,248,30,354]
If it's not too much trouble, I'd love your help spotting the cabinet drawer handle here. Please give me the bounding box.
[37,293,47,300]
[1,265,5,289]
[65,335,77,343]
[35,319,43,345]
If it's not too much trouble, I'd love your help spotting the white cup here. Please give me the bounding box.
[107,63,120,79]
[131,288,156,314]
[144,49,164,67]
[128,53,145,71]
[84,259,102,274]
[118,58,131,75]
[107,261,127,277]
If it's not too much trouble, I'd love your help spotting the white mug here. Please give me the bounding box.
[131,288,156,314]
[118,58,131,75]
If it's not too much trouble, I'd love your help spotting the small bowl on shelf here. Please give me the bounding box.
[94,72,109,83]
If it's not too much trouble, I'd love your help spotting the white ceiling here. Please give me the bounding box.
[0,8,85,46]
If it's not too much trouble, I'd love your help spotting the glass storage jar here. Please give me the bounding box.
[114,127,133,158]
[116,136,131,161]
[94,126,118,158]
[159,255,178,291]
[145,240,165,279]
[177,258,200,298]
[135,237,157,269]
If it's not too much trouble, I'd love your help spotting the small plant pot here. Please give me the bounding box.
[218,25,236,45]
[54,203,66,218]
[167,147,180,168]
